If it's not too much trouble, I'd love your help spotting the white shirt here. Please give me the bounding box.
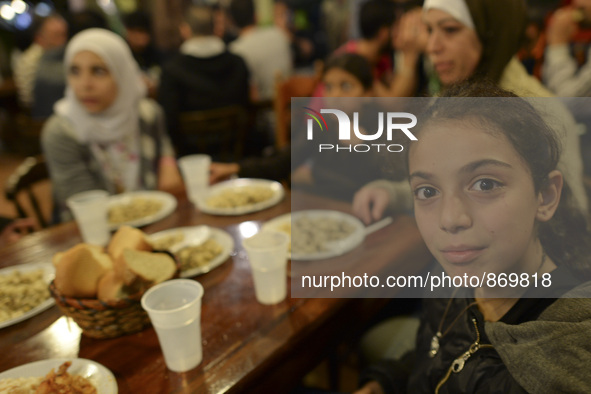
[229,27,292,101]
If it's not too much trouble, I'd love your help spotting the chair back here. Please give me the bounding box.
[274,62,323,149]
[178,105,249,162]
[4,156,51,228]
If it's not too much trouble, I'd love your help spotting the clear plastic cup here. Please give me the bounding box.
[141,279,204,372]
[243,231,289,305]
[177,154,211,206]
[66,190,110,246]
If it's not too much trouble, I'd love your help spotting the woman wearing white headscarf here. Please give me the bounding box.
[353,0,588,224]
[41,28,182,222]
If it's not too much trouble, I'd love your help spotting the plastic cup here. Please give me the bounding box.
[178,154,211,206]
[243,231,289,305]
[141,279,204,373]
[66,190,110,246]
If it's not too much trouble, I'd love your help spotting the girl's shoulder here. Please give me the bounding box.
[541,280,591,319]
[41,114,78,141]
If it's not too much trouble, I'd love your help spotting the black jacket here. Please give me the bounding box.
[158,51,249,157]
[359,266,585,393]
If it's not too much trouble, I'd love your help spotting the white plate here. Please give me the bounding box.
[197,178,284,216]
[273,210,365,261]
[147,225,210,253]
[107,191,177,230]
[0,358,117,393]
[0,262,55,329]
[149,226,234,277]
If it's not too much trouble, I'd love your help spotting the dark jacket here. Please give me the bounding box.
[360,267,591,393]
[158,51,249,157]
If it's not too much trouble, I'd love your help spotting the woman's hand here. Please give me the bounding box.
[353,381,385,394]
[209,162,240,184]
[547,7,579,45]
[393,8,428,59]
[353,185,391,225]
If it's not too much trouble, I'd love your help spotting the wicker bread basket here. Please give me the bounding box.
[49,281,150,339]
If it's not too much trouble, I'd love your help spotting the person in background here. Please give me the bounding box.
[273,0,327,70]
[228,0,293,150]
[327,0,426,97]
[122,11,162,73]
[209,53,388,202]
[41,29,182,222]
[228,0,292,103]
[334,0,396,86]
[355,82,591,394]
[543,0,591,176]
[13,13,68,109]
[0,218,37,248]
[543,0,591,96]
[158,5,249,158]
[122,10,163,98]
[353,0,588,224]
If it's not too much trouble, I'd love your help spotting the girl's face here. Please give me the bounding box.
[424,9,482,86]
[68,51,118,114]
[408,120,549,279]
[323,68,369,99]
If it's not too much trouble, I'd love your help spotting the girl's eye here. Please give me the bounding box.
[92,66,109,76]
[68,66,80,76]
[442,26,461,34]
[471,179,502,192]
[414,186,439,200]
[341,82,353,92]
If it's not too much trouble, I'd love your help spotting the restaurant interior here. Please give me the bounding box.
[1,0,590,393]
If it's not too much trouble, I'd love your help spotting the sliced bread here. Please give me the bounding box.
[107,225,153,262]
[119,249,176,289]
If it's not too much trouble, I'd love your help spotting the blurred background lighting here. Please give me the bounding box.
[0,4,15,21]
[14,11,31,29]
[11,0,26,14]
[35,2,51,16]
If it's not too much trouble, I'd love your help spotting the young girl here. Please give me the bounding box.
[41,29,182,222]
[355,83,591,393]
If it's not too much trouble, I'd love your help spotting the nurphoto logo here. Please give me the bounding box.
[304,108,418,153]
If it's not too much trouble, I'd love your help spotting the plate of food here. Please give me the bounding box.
[263,210,365,261]
[107,191,177,230]
[197,179,284,216]
[148,226,234,277]
[0,358,117,393]
[0,262,55,329]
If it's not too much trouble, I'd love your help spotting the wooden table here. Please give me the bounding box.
[0,191,431,393]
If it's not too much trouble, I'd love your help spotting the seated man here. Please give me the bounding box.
[13,13,68,110]
[158,5,249,158]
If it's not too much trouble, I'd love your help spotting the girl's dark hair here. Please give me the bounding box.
[323,53,374,92]
[409,81,591,278]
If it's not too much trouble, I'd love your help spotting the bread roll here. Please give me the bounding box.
[119,249,176,289]
[54,244,113,298]
[107,225,153,277]
[52,244,103,268]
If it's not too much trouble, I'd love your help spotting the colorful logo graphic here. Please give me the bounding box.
[304,107,328,132]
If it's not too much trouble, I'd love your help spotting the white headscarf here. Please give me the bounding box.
[54,28,147,143]
[423,0,475,30]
